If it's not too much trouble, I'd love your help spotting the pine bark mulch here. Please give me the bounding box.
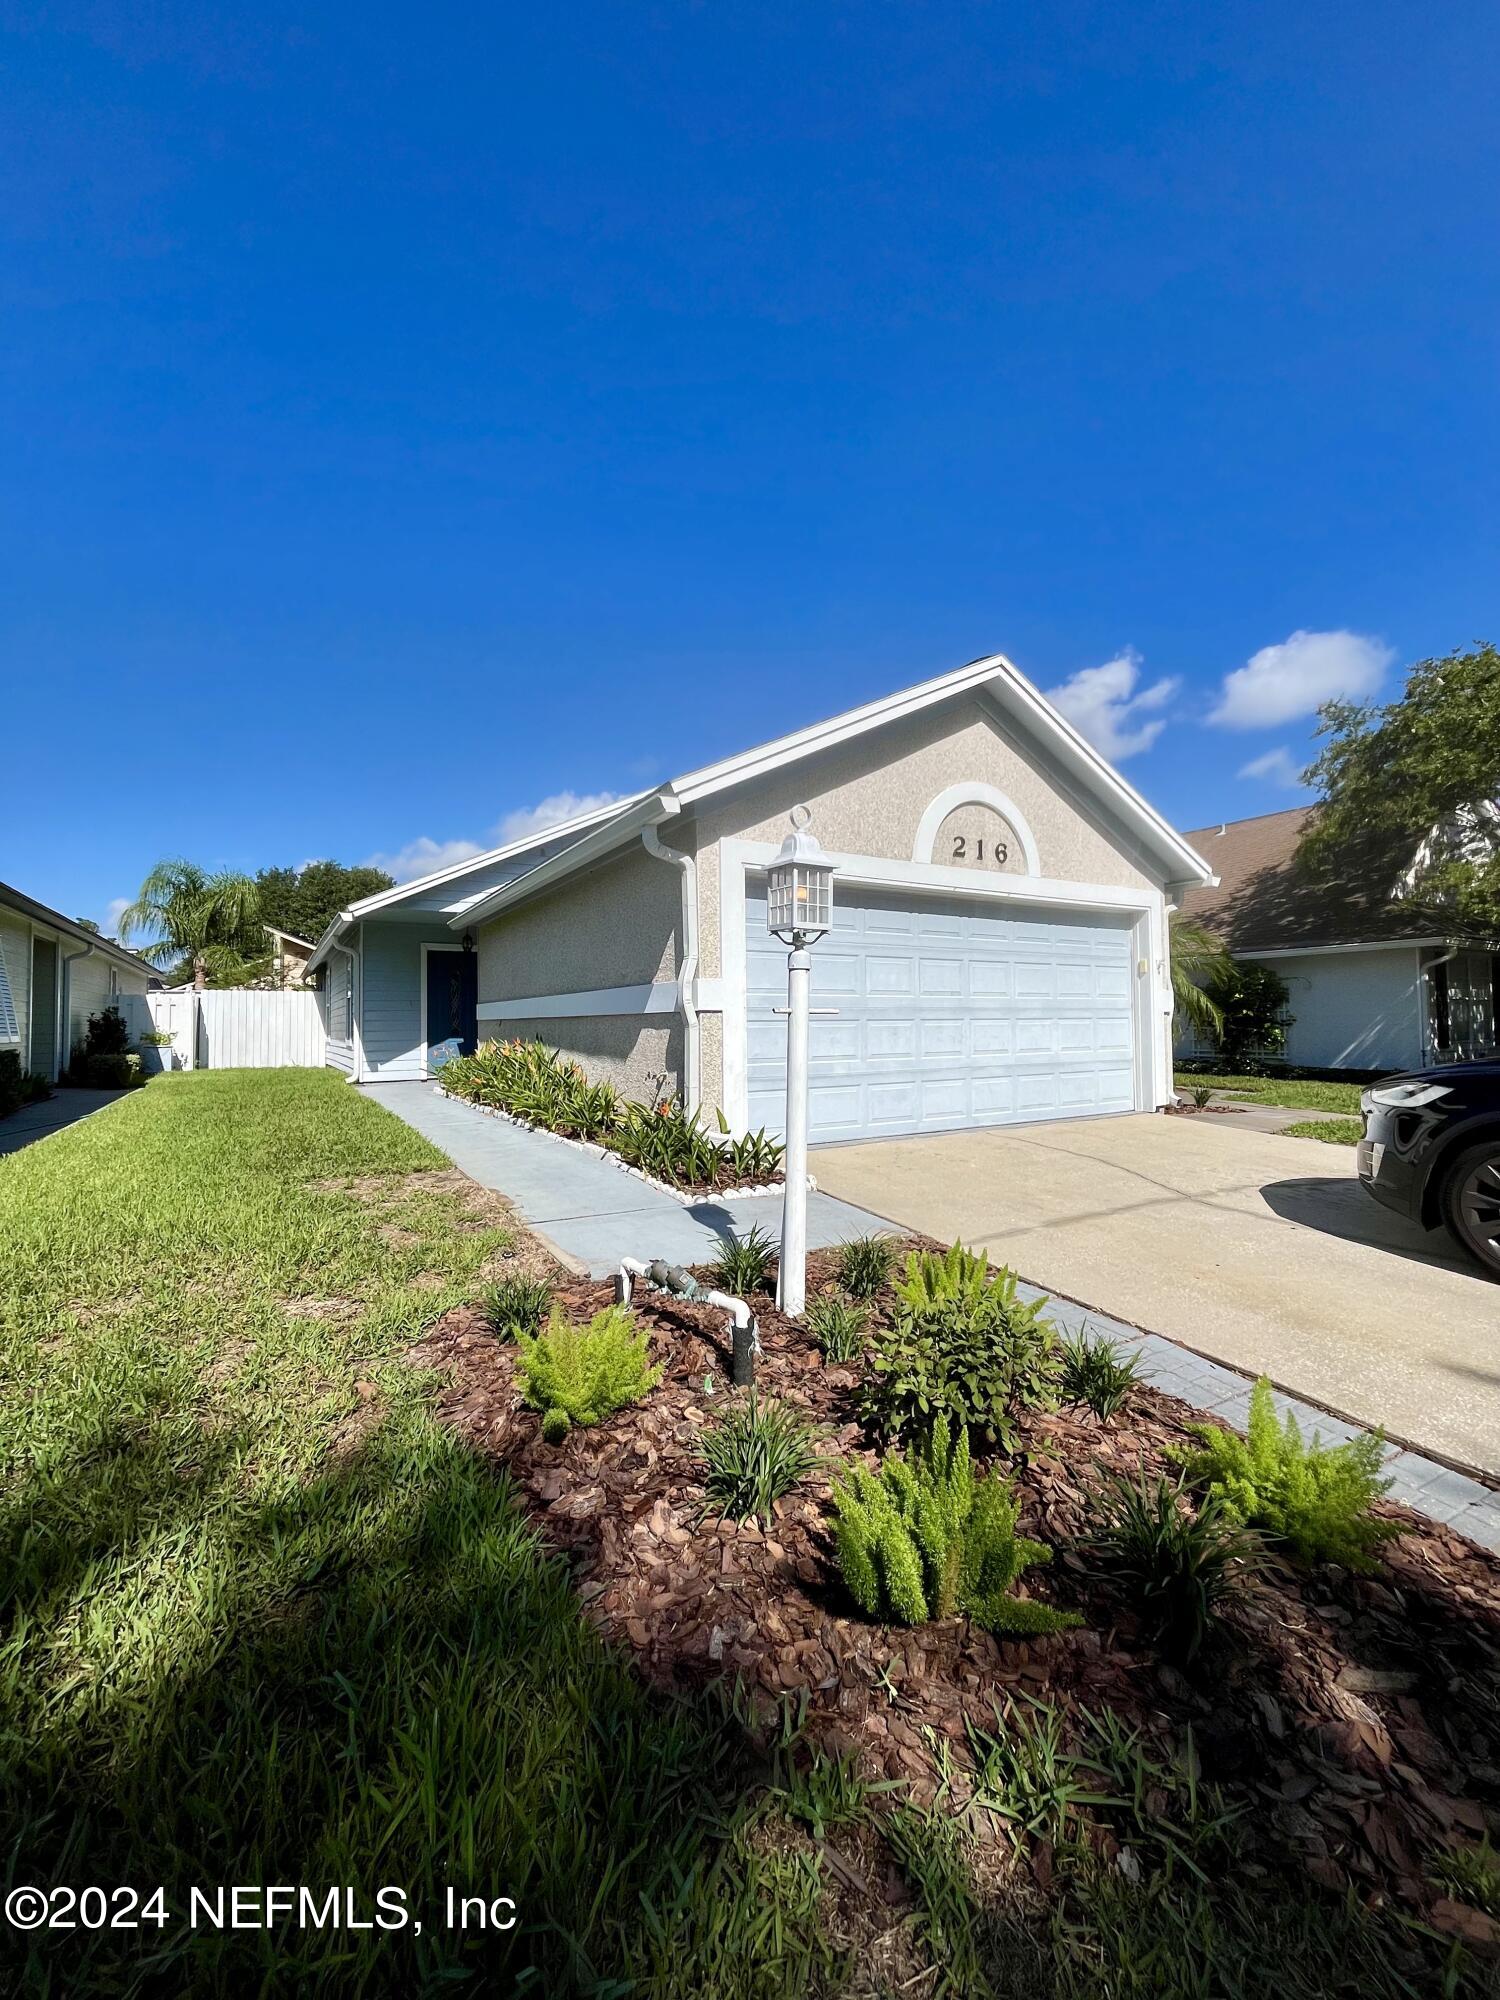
[406,1244,1500,1949]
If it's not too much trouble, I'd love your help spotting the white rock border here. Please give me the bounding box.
[434,1086,815,1208]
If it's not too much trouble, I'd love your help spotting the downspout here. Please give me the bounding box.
[641,825,700,1113]
[57,938,96,1080]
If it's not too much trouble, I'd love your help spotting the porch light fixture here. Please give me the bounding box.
[460,930,475,955]
[766,804,834,945]
[767,806,837,1317]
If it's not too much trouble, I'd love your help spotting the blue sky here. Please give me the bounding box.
[4,1,1496,930]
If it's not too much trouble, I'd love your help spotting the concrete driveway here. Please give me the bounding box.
[813,1114,1500,1476]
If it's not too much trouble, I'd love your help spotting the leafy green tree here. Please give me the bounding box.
[254,860,394,946]
[1169,911,1233,1041]
[1300,642,1500,939]
[118,861,260,991]
[1204,960,1292,1070]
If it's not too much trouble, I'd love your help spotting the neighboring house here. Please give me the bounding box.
[310,655,1215,1143]
[0,882,156,1081]
[1177,806,1499,1072]
[262,926,317,988]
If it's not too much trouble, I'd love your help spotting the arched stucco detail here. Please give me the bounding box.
[911,782,1040,875]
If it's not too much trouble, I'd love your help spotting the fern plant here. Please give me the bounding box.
[861,1242,1060,1447]
[517,1304,662,1440]
[1174,1378,1399,1570]
[708,1224,777,1296]
[831,1416,1080,1636]
[805,1288,869,1363]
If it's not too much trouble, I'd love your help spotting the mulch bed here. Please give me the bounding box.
[407,1245,1500,1950]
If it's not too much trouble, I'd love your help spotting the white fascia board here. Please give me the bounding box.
[452,795,681,928]
[303,792,650,972]
[976,669,1216,886]
[1237,938,1446,959]
[667,654,1013,805]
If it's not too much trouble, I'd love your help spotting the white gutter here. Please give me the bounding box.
[57,937,96,1077]
[641,824,700,1114]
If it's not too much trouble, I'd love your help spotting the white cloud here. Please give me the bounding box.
[1044,649,1179,762]
[103,895,131,938]
[1237,745,1307,790]
[1210,629,1394,730]
[364,791,624,886]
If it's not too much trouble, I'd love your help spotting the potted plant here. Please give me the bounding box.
[138,1030,176,1075]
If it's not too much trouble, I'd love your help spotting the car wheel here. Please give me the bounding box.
[1442,1142,1500,1277]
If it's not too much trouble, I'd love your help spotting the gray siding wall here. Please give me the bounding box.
[1254,948,1424,1071]
[363,919,471,1082]
[324,948,356,1076]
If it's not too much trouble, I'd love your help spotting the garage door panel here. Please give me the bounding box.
[744,881,1136,1142]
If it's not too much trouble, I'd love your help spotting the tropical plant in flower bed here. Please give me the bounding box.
[517,1302,662,1443]
[1090,1474,1258,1664]
[1174,1377,1399,1571]
[804,1287,869,1363]
[1058,1330,1142,1421]
[440,1037,785,1190]
[698,1391,822,1524]
[708,1224,777,1296]
[834,1232,896,1301]
[484,1270,553,1337]
[860,1241,1060,1448]
[831,1415,1079,1637]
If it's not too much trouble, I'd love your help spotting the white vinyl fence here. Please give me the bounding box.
[114,989,326,1072]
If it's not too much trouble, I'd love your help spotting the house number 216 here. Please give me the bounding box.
[951,835,1009,864]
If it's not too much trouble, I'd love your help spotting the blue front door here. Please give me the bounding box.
[426,950,478,1070]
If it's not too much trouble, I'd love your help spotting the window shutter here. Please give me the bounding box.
[0,934,19,1043]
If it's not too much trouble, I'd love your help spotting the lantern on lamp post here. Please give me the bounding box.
[766,805,836,1316]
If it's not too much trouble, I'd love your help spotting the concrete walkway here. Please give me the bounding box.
[361,1083,889,1275]
[0,1088,131,1158]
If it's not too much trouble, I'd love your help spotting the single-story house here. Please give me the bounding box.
[1177,806,1499,1072]
[0,881,156,1081]
[309,655,1217,1144]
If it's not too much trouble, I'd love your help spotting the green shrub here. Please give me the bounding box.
[82,1003,131,1057]
[485,1271,553,1337]
[831,1415,1079,1636]
[1090,1476,1257,1663]
[1058,1331,1141,1421]
[804,1288,868,1363]
[517,1304,662,1434]
[541,1407,571,1445]
[0,1050,51,1118]
[861,1242,1060,1447]
[699,1392,821,1523]
[84,1051,142,1089]
[719,1121,785,1183]
[1174,1378,1399,1570]
[708,1224,777,1296]
[834,1233,896,1301]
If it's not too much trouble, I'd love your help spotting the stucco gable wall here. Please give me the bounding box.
[692,694,1163,979]
[475,844,681,1004]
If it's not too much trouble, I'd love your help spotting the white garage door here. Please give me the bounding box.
[744,882,1138,1144]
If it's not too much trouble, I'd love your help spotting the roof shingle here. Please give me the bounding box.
[1178,807,1435,949]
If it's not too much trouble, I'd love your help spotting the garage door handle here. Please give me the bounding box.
[771,1006,840,1017]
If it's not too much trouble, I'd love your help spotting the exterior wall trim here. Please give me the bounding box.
[716,835,1167,1135]
[911,782,1041,874]
[477,982,683,1023]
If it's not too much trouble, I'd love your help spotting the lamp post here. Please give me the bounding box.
[766,805,836,1317]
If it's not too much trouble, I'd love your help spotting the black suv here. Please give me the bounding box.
[1359,1061,1500,1275]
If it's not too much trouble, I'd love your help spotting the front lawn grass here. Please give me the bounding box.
[1175,1071,1364,1113]
[1283,1117,1363,1145]
[0,1071,831,1996]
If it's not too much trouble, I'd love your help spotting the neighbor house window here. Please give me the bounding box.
[0,937,17,1045]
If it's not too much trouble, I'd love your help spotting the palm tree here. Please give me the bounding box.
[118,861,260,991]
[1169,911,1233,1044]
